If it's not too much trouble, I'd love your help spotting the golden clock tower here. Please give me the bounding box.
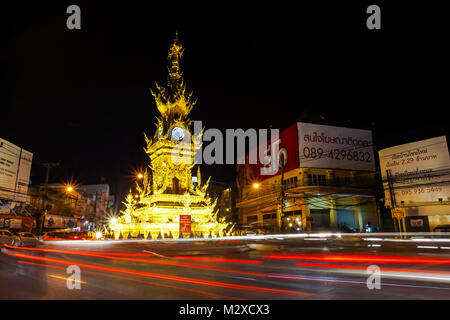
[109,32,230,239]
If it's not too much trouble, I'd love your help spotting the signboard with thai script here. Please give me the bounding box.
[379,136,450,206]
[179,215,191,234]
[0,138,33,202]
[297,123,375,171]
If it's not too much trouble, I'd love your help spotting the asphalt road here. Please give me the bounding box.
[1,237,450,300]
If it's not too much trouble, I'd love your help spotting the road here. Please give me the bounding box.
[1,235,450,299]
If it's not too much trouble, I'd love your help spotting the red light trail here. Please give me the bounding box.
[16,260,243,300]
[172,256,263,264]
[263,253,450,265]
[296,262,450,275]
[7,251,310,296]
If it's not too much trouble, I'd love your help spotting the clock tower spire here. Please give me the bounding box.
[109,33,230,240]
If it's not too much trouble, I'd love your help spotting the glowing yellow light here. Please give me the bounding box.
[252,183,260,189]
[95,231,103,239]
[48,275,87,284]
[110,217,118,224]
[66,186,73,192]
[137,173,144,179]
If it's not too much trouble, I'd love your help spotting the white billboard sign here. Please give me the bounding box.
[0,138,33,202]
[378,136,450,206]
[297,123,375,171]
[44,214,78,229]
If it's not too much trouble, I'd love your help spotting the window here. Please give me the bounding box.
[307,174,326,186]
[263,213,277,220]
[318,175,326,186]
[284,177,299,189]
[333,176,340,185]
[172,177,180,194]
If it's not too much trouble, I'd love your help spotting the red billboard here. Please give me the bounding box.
[237,123,299,183]
[179,215,191,234]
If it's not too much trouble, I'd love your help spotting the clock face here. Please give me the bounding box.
[171,126,185,141]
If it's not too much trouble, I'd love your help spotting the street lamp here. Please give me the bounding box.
[66,186,74,192]
[137,173,144,179]
[252,183,260,189]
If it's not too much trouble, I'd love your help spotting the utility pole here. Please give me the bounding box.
[386,169,398,232]
[40,162,60,232]
[278,154,286,232]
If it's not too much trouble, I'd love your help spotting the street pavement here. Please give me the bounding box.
[1,236,450,299]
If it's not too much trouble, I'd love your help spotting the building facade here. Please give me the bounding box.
[77,184,112,226]
[27,183,113,231]
[236,122,380,233]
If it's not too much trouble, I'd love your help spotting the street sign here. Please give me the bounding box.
[179,215,191,234]
[391,208,406,219]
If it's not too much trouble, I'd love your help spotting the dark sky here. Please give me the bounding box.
[1,1,448,200]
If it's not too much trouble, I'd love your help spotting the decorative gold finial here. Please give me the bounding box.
[151,31,196,119]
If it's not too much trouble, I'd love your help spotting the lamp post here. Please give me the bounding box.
[39,162,60,233]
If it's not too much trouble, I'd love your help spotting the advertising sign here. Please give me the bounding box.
[0,215,33,229]
[237,123,299,182]
[9,218,22,229]
[297,123,375,171]
[0,200,11,214]
[0,216,12,229]
[379,136,450,206]
[0,138,33,202]
[410,219,424,227]
[44,214,78,229]
[179,215,191,234]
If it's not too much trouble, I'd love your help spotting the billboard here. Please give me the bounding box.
[297,123,375,171]
[0,138,33,202]
[44,214,78,229]
[236,123,299,183]
[0,214,35,229]
[378,136,450,206]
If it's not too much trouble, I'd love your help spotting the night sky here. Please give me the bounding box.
[1,1,448,201]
